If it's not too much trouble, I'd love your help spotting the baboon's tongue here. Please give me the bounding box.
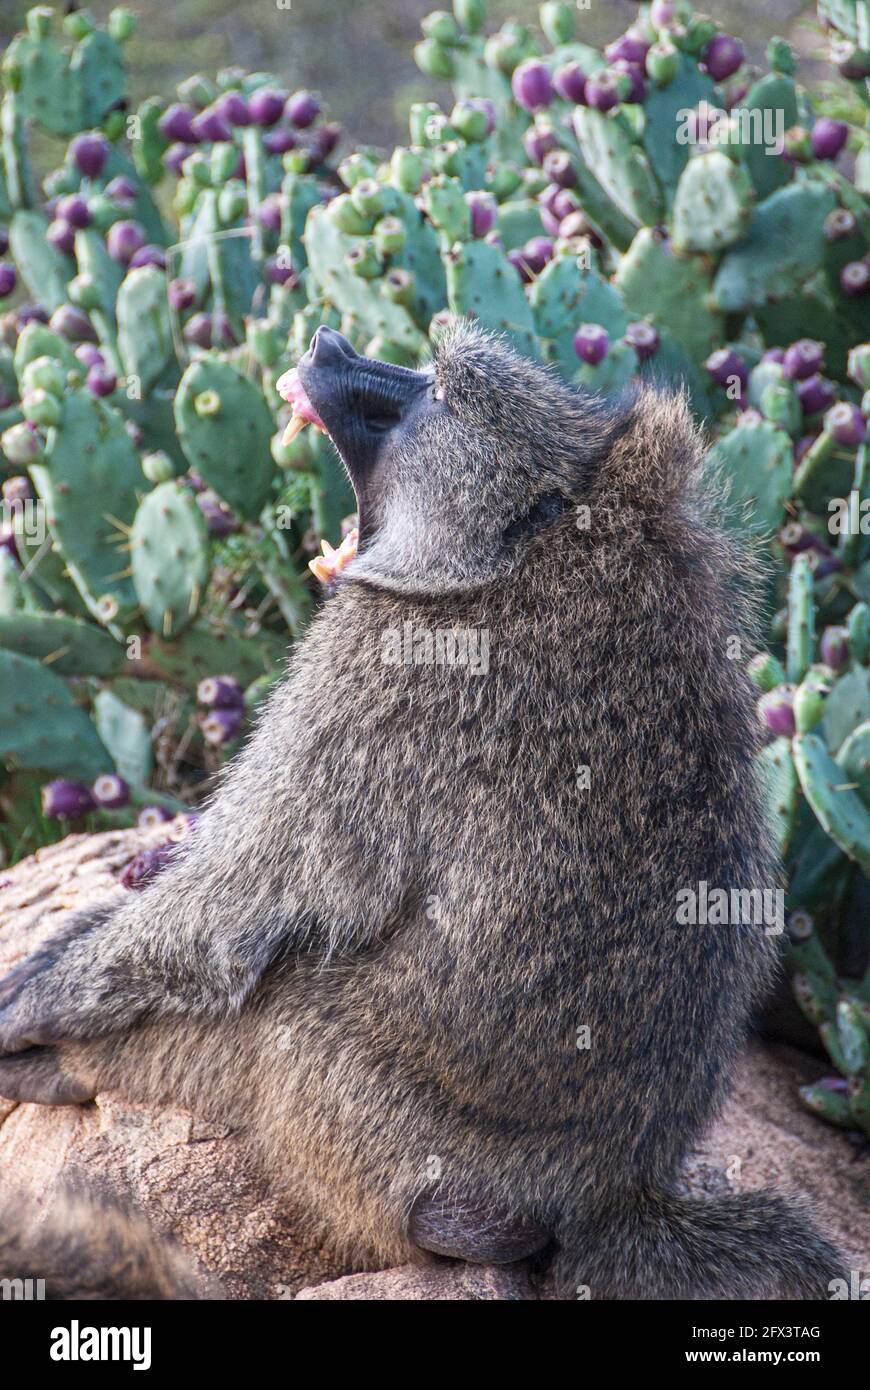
[276,368,327,445]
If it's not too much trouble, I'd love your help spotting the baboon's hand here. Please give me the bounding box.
[0,1045,96,1106]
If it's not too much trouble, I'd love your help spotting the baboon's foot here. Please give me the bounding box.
[409,1189,552,1264]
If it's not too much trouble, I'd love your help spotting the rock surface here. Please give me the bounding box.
[1,826,868,1300]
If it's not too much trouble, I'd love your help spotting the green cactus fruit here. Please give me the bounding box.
[13,323,77,375]
[131,481,211,638]
[573,108,664,230]
[415,38,457,80]
[390,148,426,196]
[793,731,870,876]
[794,669,831,734]
[712,182,837,314]
[759,381,802,437]
[705,420,792,538]
[798,1081,854,1129]
[30,389,142,628]
[346,238,383,280]
[757,734,799,858]
[453,0,486,34]
[445,237,540,360]
[671,152,754,254]
[174,356,276,520]
[0,611,125,677]
[748,651,788,691]
[0,647,112,780]
[422,175,473,243]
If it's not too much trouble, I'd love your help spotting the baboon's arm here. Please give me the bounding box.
[0,678,413,1052]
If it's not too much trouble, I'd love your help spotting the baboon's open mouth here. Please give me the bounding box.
[276,368,328,446]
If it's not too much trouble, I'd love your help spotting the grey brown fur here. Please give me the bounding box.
[0,326,844,1298]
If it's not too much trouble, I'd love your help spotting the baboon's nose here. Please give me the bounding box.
[306,326,358,370]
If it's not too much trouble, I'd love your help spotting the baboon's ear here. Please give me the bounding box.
[589,385,704,509]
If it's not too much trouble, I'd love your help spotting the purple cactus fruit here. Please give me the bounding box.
[137,804,174,829]
[121,841,176,891]
[42,779,95,818]
[164,141,195,175]
[703,34,745,82]
[825,401,866,447]
[466,190,497,238]
[819,626,850,672]
[249,87,287,128]
[650,0,676,25]
[183,311,213,348]
[511,59,553,112]
[308,121,341,161]
[264,256,297,287]
[159,103,199,144]
[833,41,870,81]
[168,277,196,311]
[610,60,645,104]
[605,30,650,67]
[539,182,561,215]
[104,175,138,205]
[542,149,578,189]
[16,304,49,327]
[217,90,251,127]
[56,194,91,228]
[130,244,168,270]
[523,123,558,166]
[212,312,239,347]
[797,374,837,416]
[574,323,610,365]
[75,343,105,368]
[793,435,817,466]
[625,321,660,360]
[762,346,786,364]
[285,90,321,129]
[201,705,244,746]
[824,208,857,242]
[47,219,76,256]
[92,772,131,809]
[197,674,245,709]
[811,117,849,161]
[86,363,117,397]
[782,338,824,380]
[759,685,796,736]
[552,188,579,221]
[264,126,297,156]
[583,71,621,113]
[0,262,17,298]
[257,192,285,233]
[539,206,561,237]
[190,106,234,143]
[197,489,239,536]
[71,131,109,178]
[553,61,587,105]
[107,219,147,265]
[841,260,870,297]
[704,347,748,389]
[522,236,555,274]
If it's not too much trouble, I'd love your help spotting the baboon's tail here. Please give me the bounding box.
[0,1191,216,1300]
[552,1190,846,1300]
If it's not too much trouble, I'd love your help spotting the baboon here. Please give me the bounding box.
[0,325,845,1299]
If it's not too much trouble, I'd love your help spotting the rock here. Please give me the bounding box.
[0,827,867,1299]
[296,1263,537,1300]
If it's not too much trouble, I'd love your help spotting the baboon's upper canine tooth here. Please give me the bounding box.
[281,414,307,446]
